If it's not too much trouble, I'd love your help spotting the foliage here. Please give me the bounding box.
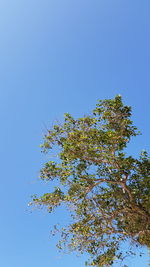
[33,95,150,266]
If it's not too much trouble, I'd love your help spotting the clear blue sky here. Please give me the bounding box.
[0,0,150,266]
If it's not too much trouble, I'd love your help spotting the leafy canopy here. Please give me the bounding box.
[33,95,150,266]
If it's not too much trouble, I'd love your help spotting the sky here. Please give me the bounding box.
[0,0,150,266]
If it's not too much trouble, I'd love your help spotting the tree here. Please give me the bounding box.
[33,95,150,266]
